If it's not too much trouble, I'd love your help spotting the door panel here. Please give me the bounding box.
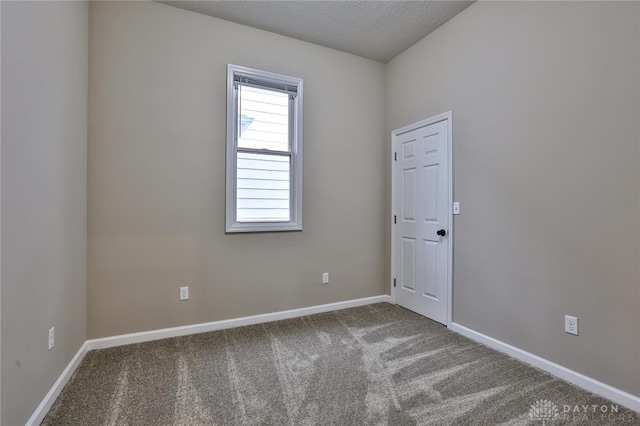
[423,240,438,298]
[424,133,438,154]
[423,165,438,221]
[402,238,416,291]
[402,139,416,159]
[394,118,449,324]
[402,168,417,221]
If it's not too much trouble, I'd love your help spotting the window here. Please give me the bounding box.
[226,65,303,232]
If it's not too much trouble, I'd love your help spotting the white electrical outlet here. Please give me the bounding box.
[322,272,329,284]
[179,286,189,301]
[48,327,55,351]
[565,315,578,335]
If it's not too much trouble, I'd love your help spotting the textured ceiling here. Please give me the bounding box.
[160,1,474,63]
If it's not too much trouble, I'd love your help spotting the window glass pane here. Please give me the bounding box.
[238,85,289,151]
[236,152,290,222]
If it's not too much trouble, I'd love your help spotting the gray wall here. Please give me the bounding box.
[2,3,638,424]
[387,1,640,396]
[1,2,88,424]
[87,1,387,338]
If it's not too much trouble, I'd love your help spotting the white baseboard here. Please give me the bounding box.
[25,342,89,426]
[87,295,392,350]
[28,295,390,424]
[450,322,640,413]
[37,299,638,424]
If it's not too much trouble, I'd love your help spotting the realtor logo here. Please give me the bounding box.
[529,399,560,425]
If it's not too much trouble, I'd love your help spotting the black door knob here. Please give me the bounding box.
[437,229,446,237]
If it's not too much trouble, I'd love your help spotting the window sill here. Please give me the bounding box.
[225,222,303,233]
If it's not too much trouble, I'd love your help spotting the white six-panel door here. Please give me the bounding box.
[393,117,450,325]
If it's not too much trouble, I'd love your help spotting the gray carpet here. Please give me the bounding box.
[42,303,638,425]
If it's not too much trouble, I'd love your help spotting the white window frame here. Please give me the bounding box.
[225,64,303,233]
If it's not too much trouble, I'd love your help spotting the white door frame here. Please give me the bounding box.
[390,111,453,327]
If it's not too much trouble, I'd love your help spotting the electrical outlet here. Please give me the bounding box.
[565,315,578,335]
[322,272,329,284]
[179,286,189,301]
[48,327,55,351]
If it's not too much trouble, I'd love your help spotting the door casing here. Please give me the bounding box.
[390,111,453,327]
